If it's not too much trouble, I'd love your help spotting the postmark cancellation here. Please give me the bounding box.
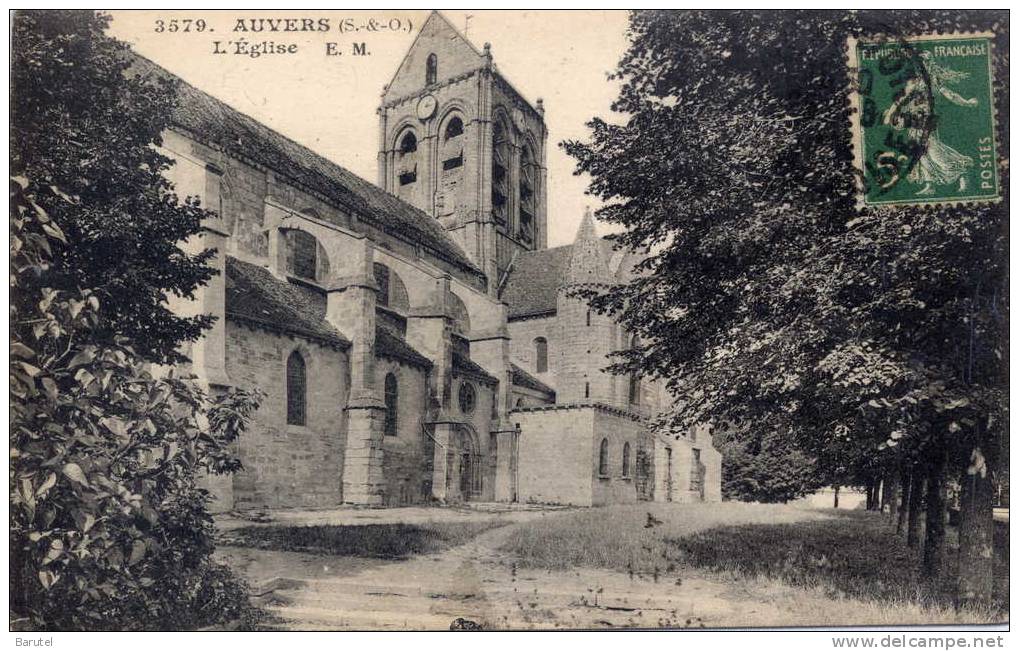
[847,32,1000,209]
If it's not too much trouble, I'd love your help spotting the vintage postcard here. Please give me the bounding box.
[8,8,1009,640]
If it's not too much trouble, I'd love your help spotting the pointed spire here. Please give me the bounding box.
[564,207,609,286]
[576,206,598,241]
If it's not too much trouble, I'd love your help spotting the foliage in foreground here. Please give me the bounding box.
[221,521,505,559]
[10,10,261,630]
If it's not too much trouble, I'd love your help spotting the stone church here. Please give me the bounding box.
[149,11,721,509]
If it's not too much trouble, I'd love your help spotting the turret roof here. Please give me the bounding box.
[564,208,611,286]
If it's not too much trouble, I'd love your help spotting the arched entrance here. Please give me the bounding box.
[446,424,482,501]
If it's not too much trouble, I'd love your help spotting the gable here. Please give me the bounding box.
[384,11,485,102]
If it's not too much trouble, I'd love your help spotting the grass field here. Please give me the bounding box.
[220,520,503,559]
[497,503,1008,624]
[497,501,832,575]
[218,502,1007,626]
[673,510,1009,614]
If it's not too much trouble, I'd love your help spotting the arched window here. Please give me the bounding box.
[441,116,464,170]
[400,131,418,154]
[446,290,471,336]
[426,53,438,85]
[458,381,476,415]
[372,262,410,312]
[534,337,548,373]
[622,442,631,477]
[286,351,306,426]
[384,373,398,436]
[519,144,536,245]
[445,117,463,139]
[290,230,317,281]
[374,262,390,307]
[586,310,592,327]
[628,373,641,405]
[584,382,590,399]
[397,131,418,187]
[598,438,609,476]
[628,335,640,405]
[491,118,509,225]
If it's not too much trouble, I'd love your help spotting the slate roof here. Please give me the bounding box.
[501,238,624,319]
[500,245,573,319]
[452,350,499,386]
[127,54,483,281]
[226,257,433,369]
[510,363,555,398]
[224,257,349,348]
[376,323,432,369]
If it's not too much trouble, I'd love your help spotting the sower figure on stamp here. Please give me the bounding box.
[883,51,978,196]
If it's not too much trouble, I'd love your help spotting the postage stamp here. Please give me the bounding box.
[847,32,999,208]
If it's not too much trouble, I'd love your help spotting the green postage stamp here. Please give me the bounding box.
[847,32,999,207]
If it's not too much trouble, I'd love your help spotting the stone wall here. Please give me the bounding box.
[382,14,485,103]
[512,406,594,506]
[512,405,645,507]
[375,357,430,505]
[590,408,643,506]
[554,293,624,406]
[648,432,724,504]
[507,314,556,390]
[224,320,350,509]
[510,384,554,409]
[450,373,498,502]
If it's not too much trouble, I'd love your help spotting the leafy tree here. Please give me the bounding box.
[567,10,1007,607]
[10,11,260,629]
[11,10,215,365]
[714,426,822,503]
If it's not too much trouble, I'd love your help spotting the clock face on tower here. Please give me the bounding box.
[416,94,437,121]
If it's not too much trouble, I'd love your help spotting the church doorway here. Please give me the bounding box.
[635,444,654,502]
[446,424,482,501]
[690,448,706,502]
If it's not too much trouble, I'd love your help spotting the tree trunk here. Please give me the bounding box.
[886,472,900,522]
[907,469,925,548]
[897,468,911,535]
[923,446,949,577]
[877,478,886,512]
[833,484,840,509]
[957,444,995,608]
[866,479,876,510]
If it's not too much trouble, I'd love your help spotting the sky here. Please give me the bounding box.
[106,10,631,246]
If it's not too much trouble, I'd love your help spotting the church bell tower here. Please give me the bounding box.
[377,11,548,295]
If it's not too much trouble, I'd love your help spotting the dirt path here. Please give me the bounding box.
[217,523,807,630]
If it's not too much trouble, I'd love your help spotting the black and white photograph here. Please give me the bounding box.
[7,7,1010,639]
